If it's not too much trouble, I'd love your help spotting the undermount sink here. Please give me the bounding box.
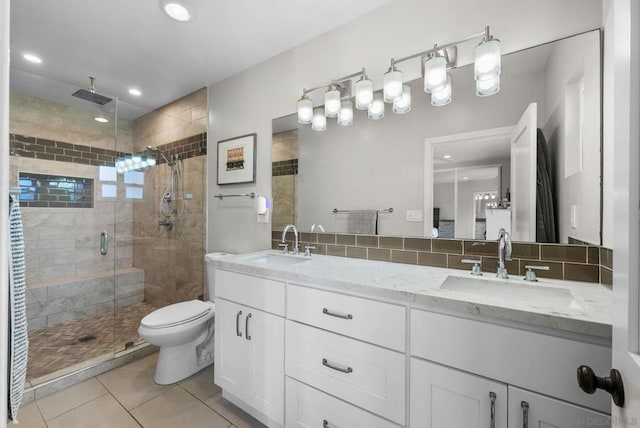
[439,275,583,310]
[249,253,310,266]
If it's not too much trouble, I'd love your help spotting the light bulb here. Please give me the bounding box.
[424,55,447,93]
[392,84,411,114]
[368,92,385,120]
[337,100,353,126]
[475,39,501,81]
[476,74,500,97]
[147,158,157,167]
[324,88,341,118]
[311,107,327,131]
[383,68,403,103]
[431,75,451,106]
[297,95,313,124]
[355,78,373,110]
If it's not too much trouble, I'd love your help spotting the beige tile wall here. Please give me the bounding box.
[272,130,298,231]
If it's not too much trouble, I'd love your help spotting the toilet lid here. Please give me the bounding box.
[141,300,213,329]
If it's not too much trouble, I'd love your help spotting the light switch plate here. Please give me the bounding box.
[406,210,423,222]
[257,210,270,224]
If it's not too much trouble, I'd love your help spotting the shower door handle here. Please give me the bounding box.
[100,231,108,255]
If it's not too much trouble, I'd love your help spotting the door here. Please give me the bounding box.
[410,358,507,428]
[245,308,285,425]
[508,387,610,427]
[610,0,640,422]
[510,102,537,242]
[214,298,247,397]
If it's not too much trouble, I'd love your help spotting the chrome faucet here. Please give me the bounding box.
[310,223,325,233]
[281,224,299,255]
[496,228,512,279]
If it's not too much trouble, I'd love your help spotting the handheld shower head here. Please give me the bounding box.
[146,146,171,164]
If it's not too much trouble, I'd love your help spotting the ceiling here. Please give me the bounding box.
[9,0,393,119]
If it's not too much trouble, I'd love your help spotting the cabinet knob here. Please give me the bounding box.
[577,365,625,407]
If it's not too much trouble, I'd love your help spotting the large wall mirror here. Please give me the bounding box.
[272,29,604,245]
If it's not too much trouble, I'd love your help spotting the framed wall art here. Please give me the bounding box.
[217,133,257,185]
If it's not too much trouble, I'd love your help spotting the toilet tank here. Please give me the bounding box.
[204,252,232,301]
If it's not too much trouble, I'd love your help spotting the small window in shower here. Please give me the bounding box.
[18,172,94,208]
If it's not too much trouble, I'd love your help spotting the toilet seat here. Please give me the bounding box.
[141,300,215,329]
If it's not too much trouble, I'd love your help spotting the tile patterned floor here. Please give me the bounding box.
[27,302,157,383]
[12,353,266,428]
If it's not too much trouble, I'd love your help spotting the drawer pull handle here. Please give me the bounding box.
[245,313,252,340]
[322,358,353,374]
[489,392,496,428]
[236,311,243,337]
[521,401,529,428]
[322,308,353,320]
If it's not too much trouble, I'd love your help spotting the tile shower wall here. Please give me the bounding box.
[131,88,208,308]
[273,231,613,286]
[272,130,298,231]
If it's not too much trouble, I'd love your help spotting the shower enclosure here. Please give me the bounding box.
[9,69,208,391]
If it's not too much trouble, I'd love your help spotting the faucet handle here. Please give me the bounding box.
[461,259,483,276]
[524,265,550,282]
[278,242,288,254]
[304,246,316,257]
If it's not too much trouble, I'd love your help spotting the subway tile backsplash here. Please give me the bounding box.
[273,231,613,285]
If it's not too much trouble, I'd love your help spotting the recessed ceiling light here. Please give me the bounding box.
[129,88,142,96]
[463,176,469,180]
[23,53,42,64]
[161,1,193,22]
[94,117,109,123]
[443,155,451,159]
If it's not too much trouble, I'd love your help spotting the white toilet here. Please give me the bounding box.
[138,252,230,385]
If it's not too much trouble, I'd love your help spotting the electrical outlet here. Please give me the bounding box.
[406,210,423,222]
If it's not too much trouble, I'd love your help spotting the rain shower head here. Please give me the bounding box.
[72,77,113,105]
[147,146,171,164]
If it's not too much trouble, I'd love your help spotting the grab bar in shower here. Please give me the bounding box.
[100,231,108,256]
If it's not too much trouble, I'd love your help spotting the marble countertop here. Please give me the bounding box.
[208,250,613,339]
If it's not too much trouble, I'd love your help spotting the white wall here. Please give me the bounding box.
[207,0,603,253]
[542,31,601,245]
[1,0,10,421]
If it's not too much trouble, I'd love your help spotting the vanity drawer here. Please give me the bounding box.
[286,377,401,428]
[410,309,612,413]
[287,284,406,351]
[285,320,406,425]
[215,269,285,316]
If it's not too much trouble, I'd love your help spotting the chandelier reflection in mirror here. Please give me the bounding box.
[297,26,501,131]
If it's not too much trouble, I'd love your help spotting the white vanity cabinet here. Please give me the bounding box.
[507,387,610,428]
[410,358,508,428]
[285,284,407,426]
[214,269,285,427]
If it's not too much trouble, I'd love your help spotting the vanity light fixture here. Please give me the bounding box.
[355,70,373,110]
[338,100,354,126]
[474,26,501,81]
[23,53,42,64]
[296,26,500,130]
[94,116,109,123]
[383,60,403,103]
[161,0,194,22]
[311,107,327,131]
[431,75,452,106]
[368,92,385,120]
[297,93,313,124]
[324,84,341,118]
[392,84,412,114]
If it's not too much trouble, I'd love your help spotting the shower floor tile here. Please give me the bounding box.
[27,302,157,384]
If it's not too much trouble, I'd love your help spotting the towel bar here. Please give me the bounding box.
[332,208,393,214]
[214,192,256,200]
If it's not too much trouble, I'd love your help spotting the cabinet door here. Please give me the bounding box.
[214,298,247,398]
[508,387,611,428]
[411,358,507,428]
[245,308,285,425]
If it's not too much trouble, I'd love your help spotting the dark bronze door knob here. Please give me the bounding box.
[577,365,625,407]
